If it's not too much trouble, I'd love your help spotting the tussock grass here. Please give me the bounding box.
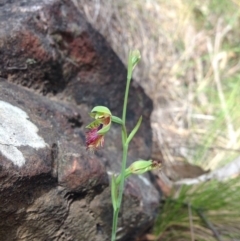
[154,178,240,241]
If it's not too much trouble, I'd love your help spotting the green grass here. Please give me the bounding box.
[154,178,240,241]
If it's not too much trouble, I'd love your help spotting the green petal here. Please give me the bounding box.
[86,119,100,129]
[97,122,111,135]
[91,106,112,117]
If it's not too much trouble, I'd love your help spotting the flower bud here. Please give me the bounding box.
[116,159,162,184]
[130,50,141,70]
[128,160,153,175]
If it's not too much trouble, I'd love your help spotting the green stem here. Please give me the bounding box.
[122,52,133,125]
[111,51,134,241]
[111,206,119,241]
[111,143,128,241]
[116,143,128,209]
[122,125,127,144]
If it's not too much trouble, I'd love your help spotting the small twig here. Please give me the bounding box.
[0,142,14,147]
[188,202,195,241]
[65,57,78,67]
[92,0,100,23]
[180,144,240,153]
[196,209,223,241]
[191,114,215,120]
[4,65,27,70]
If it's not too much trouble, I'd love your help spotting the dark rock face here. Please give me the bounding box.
[0,0,160,240]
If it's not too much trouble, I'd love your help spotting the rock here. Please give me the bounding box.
[0,0,160,240]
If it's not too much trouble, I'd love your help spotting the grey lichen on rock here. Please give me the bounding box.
[0,100,47,167]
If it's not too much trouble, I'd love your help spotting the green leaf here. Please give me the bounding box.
[111,175,118,211]
[126,116,142,144]
[111,116,123,125]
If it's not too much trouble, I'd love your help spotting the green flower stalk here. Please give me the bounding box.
[85,50,159,241]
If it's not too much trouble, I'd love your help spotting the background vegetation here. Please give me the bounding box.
[73,0,240,240]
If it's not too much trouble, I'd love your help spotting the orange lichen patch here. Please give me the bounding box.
[58,154,107,192]
[19,30,51,61]
[68,32,97,66]
[69,157,80,175]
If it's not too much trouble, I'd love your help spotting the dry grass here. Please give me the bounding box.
[72,0,240,171]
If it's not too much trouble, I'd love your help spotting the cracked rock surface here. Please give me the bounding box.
[0,0,160,240]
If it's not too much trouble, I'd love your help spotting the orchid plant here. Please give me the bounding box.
[85,50,161,241]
